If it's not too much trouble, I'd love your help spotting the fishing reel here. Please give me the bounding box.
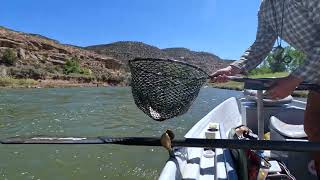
[160,129,177,157]
[160,129,175,151]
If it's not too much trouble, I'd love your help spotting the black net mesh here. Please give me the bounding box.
[129,58,208,121]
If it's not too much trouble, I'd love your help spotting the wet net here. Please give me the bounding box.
[129,58,208,121]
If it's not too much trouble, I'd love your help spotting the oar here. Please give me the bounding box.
[2,136,320,152]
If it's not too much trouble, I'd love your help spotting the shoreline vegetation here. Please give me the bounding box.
[0,77,125,88]
[1,72,308,98]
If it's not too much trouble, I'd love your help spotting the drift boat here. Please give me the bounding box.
[126,58,320,179]
[159,94,317,180]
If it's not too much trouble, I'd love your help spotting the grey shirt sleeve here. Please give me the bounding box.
[292,46,320,84]
[299,0,320,24]
[231,3,277,72]
[291,0,320,83]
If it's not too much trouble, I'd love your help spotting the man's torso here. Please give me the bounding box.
[260,0,320,54]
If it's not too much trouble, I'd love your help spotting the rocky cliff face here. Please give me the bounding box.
[0,26,127,85]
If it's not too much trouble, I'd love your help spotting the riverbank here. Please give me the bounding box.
[210,72,308,98]
[0,77,124,88]
[0,73,309,97]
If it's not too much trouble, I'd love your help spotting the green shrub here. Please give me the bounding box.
[63,57,92,75]
[64,58,81,74]
[2,49,17,66]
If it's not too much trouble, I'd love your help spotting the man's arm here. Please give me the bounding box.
[231,4,277,73]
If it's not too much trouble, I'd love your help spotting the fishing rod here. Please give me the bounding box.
[2,135,320,152]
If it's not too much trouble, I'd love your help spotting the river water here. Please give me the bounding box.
[0,87,241,180]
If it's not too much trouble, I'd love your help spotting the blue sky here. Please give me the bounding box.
[1,0,261,60]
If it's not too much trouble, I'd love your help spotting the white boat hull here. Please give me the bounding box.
[159,97,241,180]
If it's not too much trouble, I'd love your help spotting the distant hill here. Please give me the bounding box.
[0,25,234,87]
[87,41,169,62]
[87,41,234,74]
[162,47,233,74]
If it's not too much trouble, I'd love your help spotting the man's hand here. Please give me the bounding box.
[210,65,242,83]
[264,75,304,100]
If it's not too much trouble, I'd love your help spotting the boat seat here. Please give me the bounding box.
[269,108,306,139]
[270,116,307,138]
[243,90,293,106]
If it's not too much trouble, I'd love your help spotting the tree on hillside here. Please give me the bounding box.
[1,49,17,66]
[285,46,305,71]
[63,57,92,75]
[64,57,82,74]
[249,46,305,75]
[265,46,289,72]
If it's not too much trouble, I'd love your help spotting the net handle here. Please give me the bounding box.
[129,58,320,90]
[227,76,246,82]
[226,76,320,91]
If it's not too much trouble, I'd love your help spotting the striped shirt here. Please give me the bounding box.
[231,0,320,84]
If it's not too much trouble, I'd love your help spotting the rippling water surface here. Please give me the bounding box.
[0,87,241,180]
